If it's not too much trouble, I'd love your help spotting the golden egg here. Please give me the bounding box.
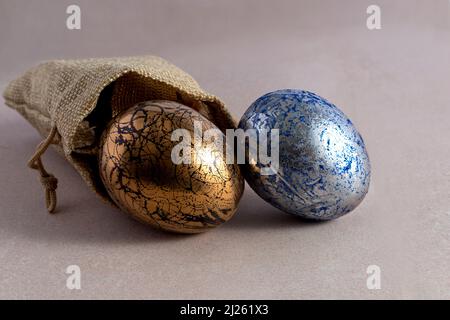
[99,100,244,233]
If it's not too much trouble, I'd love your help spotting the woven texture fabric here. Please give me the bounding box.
[3,55,236,204]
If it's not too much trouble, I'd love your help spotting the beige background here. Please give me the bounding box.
[0,0,449,299]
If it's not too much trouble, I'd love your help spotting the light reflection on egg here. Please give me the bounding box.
[239,90,371,220]
[99,100,244,233]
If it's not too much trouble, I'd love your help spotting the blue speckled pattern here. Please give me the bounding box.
[238,89,371,220]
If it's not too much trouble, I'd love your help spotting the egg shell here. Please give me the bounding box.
[238,89,370,220]
[99,100,244,233]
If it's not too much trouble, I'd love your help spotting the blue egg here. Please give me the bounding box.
[238,89,370,220]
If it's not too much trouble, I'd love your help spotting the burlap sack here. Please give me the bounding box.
[3,56,236,212]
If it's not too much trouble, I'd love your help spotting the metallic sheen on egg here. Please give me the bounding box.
[99,100,244,233]
[238,90,371,220]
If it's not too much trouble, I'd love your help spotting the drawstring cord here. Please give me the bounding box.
[27,125,60,213]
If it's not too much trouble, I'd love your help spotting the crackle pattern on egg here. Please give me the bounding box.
[99,100,244,233]
[239,90,370,220]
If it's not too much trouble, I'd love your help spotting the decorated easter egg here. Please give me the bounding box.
[99,100,244,233]
[238,90,370,220]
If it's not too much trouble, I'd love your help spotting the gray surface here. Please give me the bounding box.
[0,0,449,299]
